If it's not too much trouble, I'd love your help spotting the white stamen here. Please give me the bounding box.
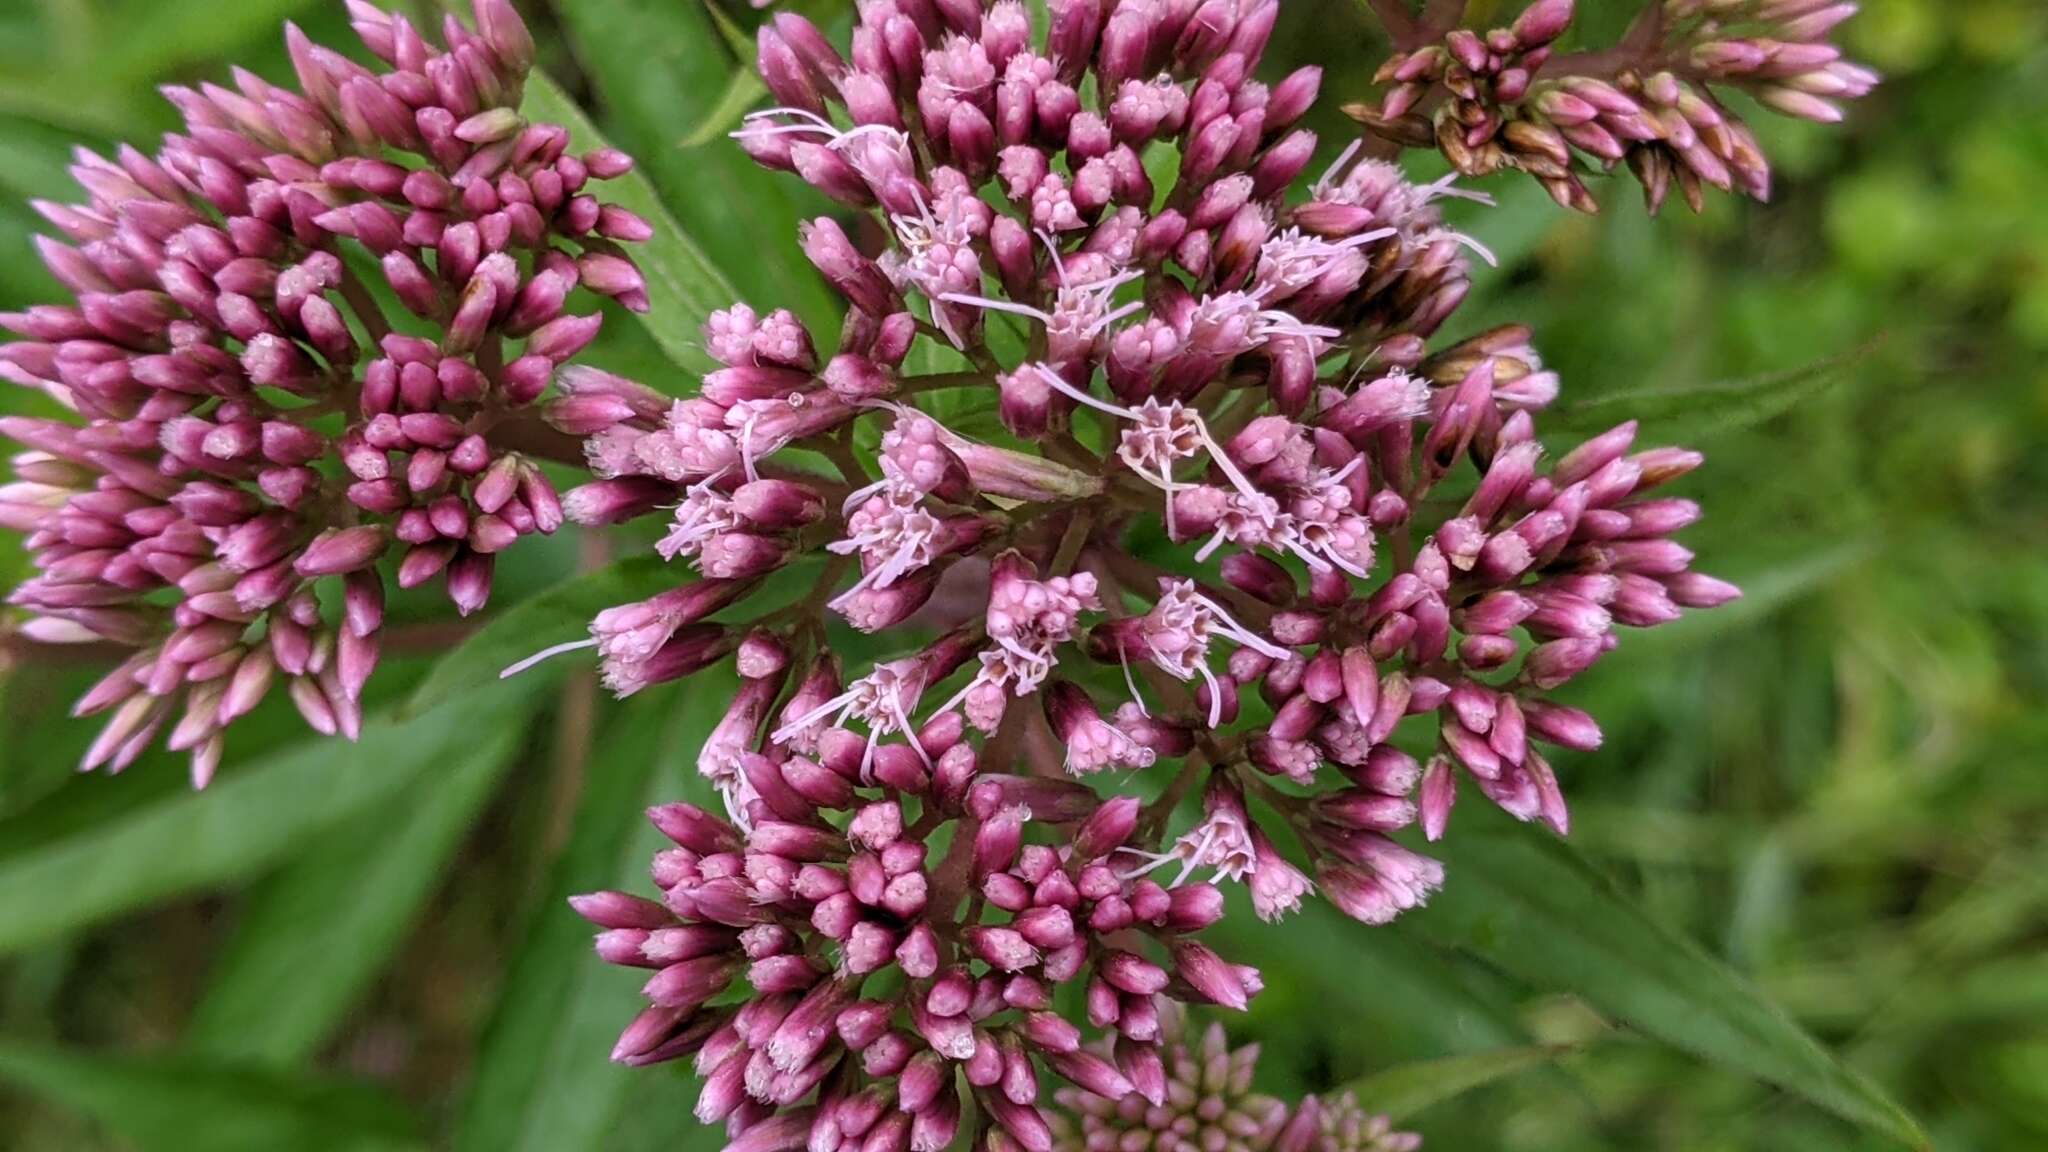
[499,636,598,679]
[1031,362,1141,421]
[720,780,754,833]
[1117,642,1150,719]
[1195,660,1225,728]
[937,291,1053,324]
[775,691,857,745]
[1421,172,1495,205]
[1176,823,1223,886]
[1437,228,1498,267]
[839,475,892,517]
[1037,227,1068,284]
[929,663,991,723]
[1313,138,1365,198]
[1110,822,1233,886]
[731,107,843,144]
[1086,298,1146,338]
[769,661,927,767]
[1193,421,1264,504]
[1193,591,1290,660]
[885,692,932,769]
[1112,846,1179,882]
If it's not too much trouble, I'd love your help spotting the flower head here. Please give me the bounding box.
[578,781,1256,1151]
[1303,1092,1423,1152]
[1052,1008,1287,1152]
[1,0,651,782]
[560,0,1741,1142]
[1351,0,1877,213]
[1050,1006,1423,1152]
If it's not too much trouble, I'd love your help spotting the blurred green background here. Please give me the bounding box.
[0,1,2043,1150]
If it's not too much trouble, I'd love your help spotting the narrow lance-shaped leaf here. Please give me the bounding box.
[0,1040,424,1152]
[677,0,852,147]
[1617,538,1873,656]
[403,554,675,717]
[0,678,540,956]
[97,0,322,89]
[680,68,768,149]
[454,684,733,1152]
[1396,802,1929,1148]
[1340,1043,1588,1124]
[1205,898,1532,1067]
[1548,343,1874,442]
[184,727,527,1066]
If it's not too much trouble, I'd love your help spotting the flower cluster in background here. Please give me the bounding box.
[1048,1000,1417,1147]
[1051,1006,1421,1152]
[0,0,646,782]
[562,1,1753,1149]
[1352,0,1879,213]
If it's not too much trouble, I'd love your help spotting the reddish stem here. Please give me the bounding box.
[1368,0,1423,48]
[1420,0,1470,39]
[1536,7,1673,81]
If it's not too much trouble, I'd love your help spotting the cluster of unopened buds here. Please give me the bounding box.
[1052,1007,1420,1152]
[0,0,648,782]
[1351,0,1878,212]
[556,1,1760,1151]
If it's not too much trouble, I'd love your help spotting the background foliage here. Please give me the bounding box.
[0,1,2042,1149]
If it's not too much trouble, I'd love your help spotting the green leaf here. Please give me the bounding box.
[550,0,838,332]
[522,68,737,373]
[1211,899,1531,1074]
[1398,802,1929,1148]
[680,67,767,149]
[1342,1043,1583,1123]
[1550,343,1874,442]
[0,115,84,203]
[0,679,537,956]
[183,727,526,1066]
[454,684,731,1152]
[675,1,852,150]
[0,1040,423,1152]
[1454,176,1569,288]
[700,0,755,61]
[95,0,319,88]
[606,1069,734,1152]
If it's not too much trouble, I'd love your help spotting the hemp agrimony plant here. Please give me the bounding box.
[0,0,1873,1148]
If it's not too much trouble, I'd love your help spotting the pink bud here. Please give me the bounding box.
[293,525,387,577]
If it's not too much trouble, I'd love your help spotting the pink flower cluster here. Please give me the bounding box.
[0,0,648,782]
[563,0,1748,1149]
[1355,0,1879,213]
[1053,1008,1420,1152]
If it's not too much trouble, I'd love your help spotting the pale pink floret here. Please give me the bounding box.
[1138,579,1291,727]
[1120,784,1257,887]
